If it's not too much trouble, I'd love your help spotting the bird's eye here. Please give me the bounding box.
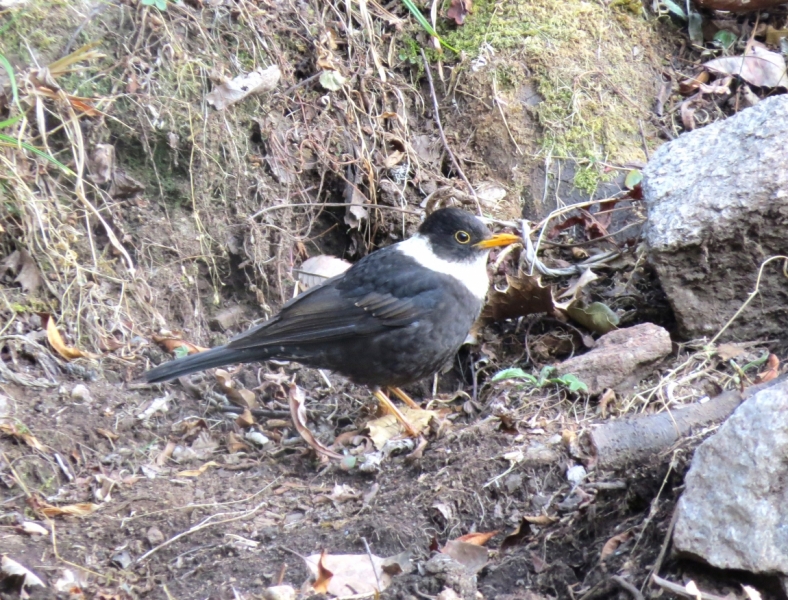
[455,230,471,244]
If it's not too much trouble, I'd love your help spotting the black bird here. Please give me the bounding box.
[144,208,518,434]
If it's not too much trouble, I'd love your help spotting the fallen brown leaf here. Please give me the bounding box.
[754,354,779,384]
[40,314,99,360]
[96,428,119,441]
[1,249,43,294]
[304,550,391,595]
[441,540,488,574]
[500,517,533,552]
[177,461,219,477]
[0,422,45,451]
[367,407,435,450]
[600,530,633,561]
[288,384,343,460]
[152,334,209,355]
[215,369,258,409]
[452,531,498,546]
[236,408,255,428]
[482,271,554,323]
[705,45,788,89]
[446,0,472,24]
[206,65,281,110]
[312,550,333,594]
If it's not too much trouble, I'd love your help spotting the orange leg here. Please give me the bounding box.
[388,386,421,409]
[372,389,419,437]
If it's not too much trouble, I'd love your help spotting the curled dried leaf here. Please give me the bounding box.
[42,314,99,360]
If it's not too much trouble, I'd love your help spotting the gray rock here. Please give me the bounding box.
[209,305,246,331]
[554,323,672,395]
[673,378,788,575]
[643,95,788,341]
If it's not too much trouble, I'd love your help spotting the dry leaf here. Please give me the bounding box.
[1,249,43,294]
[227,432,251,453]
[716,342,747,361]
[96,428,119,441]
[475,181,507,208]
[236,408,255,428]
[704,45,788,89]
[297,255,352,290]
[88,143,114,185]
[383,150,405,168]
[137,395,170,420]
[452,531,499,546]
[38,502,99,518]
[288,384,343,459]
[482,271,555,323]
[500,517,532,552]
[754,353,779,384]
[1,556,46,589]
[522,514,559,526]
[156,439,177,466]
[215,369,258,409]
[600,530,632,561]
[441,540,488,574]
[152,334,209,355]
[304,551,390,595]
[367,407,435,449]
[18,521,48,536]
[206,65,281,110]
[177,460,219,477]
[42,314,99,360]
[446,0,472,24]
[0,422,45,451]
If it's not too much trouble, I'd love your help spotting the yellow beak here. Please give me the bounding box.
[475,232,520,249]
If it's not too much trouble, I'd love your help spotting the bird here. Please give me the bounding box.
[144,207,519,435]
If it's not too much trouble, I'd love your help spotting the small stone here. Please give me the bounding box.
[245,431,270,446]
[111,549,132,570]
[146,526,164,546]
[262,585,295,600]
[504,473,523,493]
[566,465,587,486]
[210,305,246,331]
[71,384,92,403]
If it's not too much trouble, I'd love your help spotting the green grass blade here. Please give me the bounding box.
[401,0,458,53]
[0,133,75,175]
[0,114,23,130]
[0,53,22,113]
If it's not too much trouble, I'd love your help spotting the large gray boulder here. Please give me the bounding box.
[642,95,788,341]
[673,378,788,575]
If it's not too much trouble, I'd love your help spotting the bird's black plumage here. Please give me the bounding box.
[144,208,514,387]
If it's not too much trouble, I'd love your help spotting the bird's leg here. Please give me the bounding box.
[388,386,421,409]
[372,388,419,437]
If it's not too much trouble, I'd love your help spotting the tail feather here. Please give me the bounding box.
[144,346,269,383]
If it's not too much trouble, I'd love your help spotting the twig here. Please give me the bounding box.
[251,202,420,220]
[650,574,731,600]
[611,576,645,600]
[136,480,277,562]
[643,505,678,592]
[361,537,382,592]
[420,49,480,214]
[708,255,788,345]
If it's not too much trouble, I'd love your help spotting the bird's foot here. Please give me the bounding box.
[372,388,420,437]
[387,386,421,409]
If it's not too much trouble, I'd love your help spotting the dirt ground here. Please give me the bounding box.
[1,0,785,598]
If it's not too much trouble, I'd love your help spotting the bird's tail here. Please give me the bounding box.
[144,345,269,383]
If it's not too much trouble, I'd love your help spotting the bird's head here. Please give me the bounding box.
[418,207,519,262]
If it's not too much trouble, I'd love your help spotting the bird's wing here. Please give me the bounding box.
[225,248,434,350]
